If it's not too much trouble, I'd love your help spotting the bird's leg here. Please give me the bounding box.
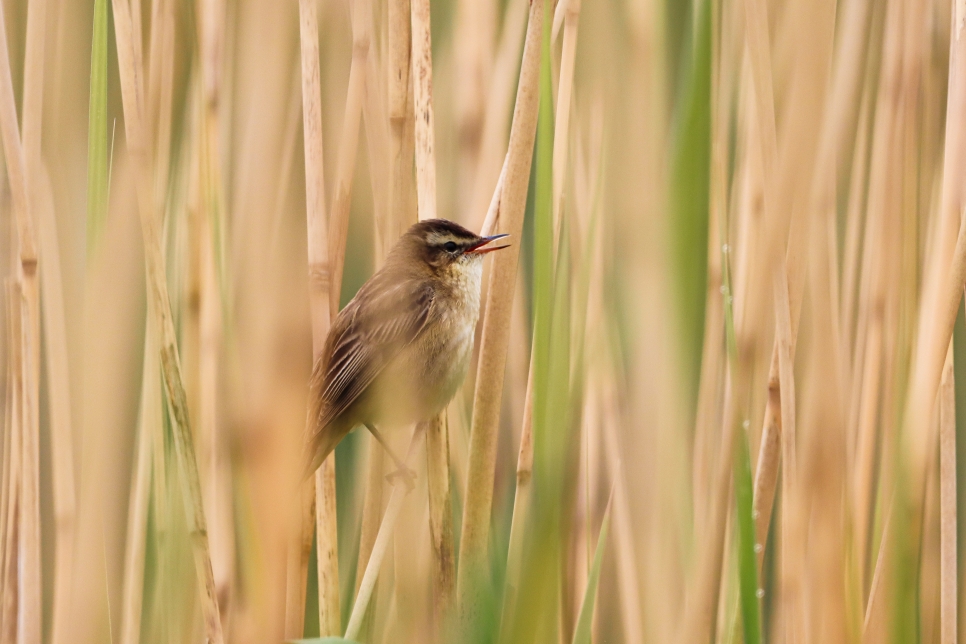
[364,423,417,490]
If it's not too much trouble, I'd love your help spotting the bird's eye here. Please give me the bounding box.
[442,241,459,253]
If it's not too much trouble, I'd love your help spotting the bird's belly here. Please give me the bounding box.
[366,325,474,428]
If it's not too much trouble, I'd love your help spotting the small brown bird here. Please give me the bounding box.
[304,219,509,480]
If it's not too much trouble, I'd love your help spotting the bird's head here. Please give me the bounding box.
[398,219,510,273]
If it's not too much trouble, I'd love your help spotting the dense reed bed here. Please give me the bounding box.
[2,0,966,641]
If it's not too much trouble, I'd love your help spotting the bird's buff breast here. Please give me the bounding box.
[365,260,482,427]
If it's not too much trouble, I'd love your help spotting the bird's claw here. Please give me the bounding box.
[386,466,417,491]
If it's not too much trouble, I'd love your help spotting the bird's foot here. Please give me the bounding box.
[386,466,417,491]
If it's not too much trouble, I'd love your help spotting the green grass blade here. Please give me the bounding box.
[571,500,611,644]
[668,0,712,405]
[734,427,762,644]
[86,0,109,256]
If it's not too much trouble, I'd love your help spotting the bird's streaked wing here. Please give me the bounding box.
[309,270,436,436]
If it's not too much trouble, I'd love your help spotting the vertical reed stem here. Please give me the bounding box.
[110,0,224,639]
[940,343,957,644]
[457,0,543,625]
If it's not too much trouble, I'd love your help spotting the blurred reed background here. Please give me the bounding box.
[1,0,966,641]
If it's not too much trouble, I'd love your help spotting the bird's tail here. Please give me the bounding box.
[302,418,353,480]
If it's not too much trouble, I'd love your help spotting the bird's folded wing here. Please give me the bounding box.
[310,273,436,433]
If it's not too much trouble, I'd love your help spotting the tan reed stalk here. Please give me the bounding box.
[35,165,76,644]
[551,0,580,250]
[349,0,411,629]
[692,0,728,532]
[388,0,413,239]
[110,0,224,639]
[327,0,370,316]
[840,83,873,369]
[602,379,644,644]
[0,2,41,639]
[294,0,340,637]
[152,0,175,209]
[22,0,77,630]
[409,0,456,619]
[751,0,866,569]
[684,0,785,625]
[411,0,437,224]
[344,427,427,641]
[900,0,966,482]
[0,285,12,643]
[940,343,956,644]
[120,319,161,644]
[0,281,22,644]
[196,0,235,623]
[468,0,529,233]
[456,0,542,624]
[363,47,391,255]
[452,0,494,215]
[849,0,903,589]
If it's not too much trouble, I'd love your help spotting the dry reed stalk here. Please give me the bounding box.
[196,0,236,622]
[294,0,340,636]
[21,0,77,627]
[327,0,370,316]
[0,281,22,644]
[692,0,729,532]
[34,165,76,644]
[601,373,644,644]
[940,343,956,644]
[120,319,160,644]
[751,0,863,568]
[551,0,580,250]
[0,1,41,639]
[840,84,873,370]
[411,0,437,223]
[110,0,224,640]
[452,0,494,213]
[848,0,906,602]
[888,0,966,612]
[469,0,528,233]
[0,286,12,644]
[364,48,392,256]
[345,427,426,641]
[347,0,411,628]
[388,0,413,240]
[456,0,543,622]
[409,0,456,618]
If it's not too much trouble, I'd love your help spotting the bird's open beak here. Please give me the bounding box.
[465,233,511,255]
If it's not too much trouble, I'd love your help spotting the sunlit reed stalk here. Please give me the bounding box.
[940,343,956,644]
[388,0,413,238]
[469,0,528,233]
[750,0,871,567]
[110,0,224,639]
[22,0,77,636]
[292,0,340,637]
[196,0,236,622]
[601,373,644,644]
[0,281,22,644]
[327,0,370,317]
[551,0,580,251]
[344,427,426,641]
[851,0,904,603]
[0,1,41,639]
[457,0,543,627]
[408,0,456,621]
[120,321,160,644]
